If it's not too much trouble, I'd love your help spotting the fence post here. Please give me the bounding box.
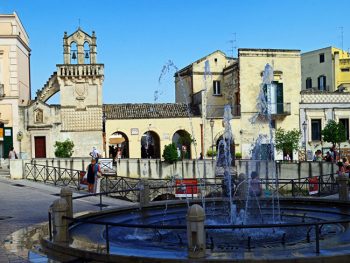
[51,198,69,245]
[105,224,110,254]
[338,173,349,201]
[60,187,73,219]
[187,204,206,259]
[291,180,295,197]
[315,224,320,254]
[139,179,150,208]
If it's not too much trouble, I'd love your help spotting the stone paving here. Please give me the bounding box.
[0,170,132,263]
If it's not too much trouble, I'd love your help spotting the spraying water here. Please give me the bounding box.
[158,60,203,208]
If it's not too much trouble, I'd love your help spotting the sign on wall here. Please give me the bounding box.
[131,128,139,135]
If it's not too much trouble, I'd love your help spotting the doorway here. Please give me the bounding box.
[34,136,46,158]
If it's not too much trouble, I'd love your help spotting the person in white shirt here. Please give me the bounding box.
[89,146,100,162]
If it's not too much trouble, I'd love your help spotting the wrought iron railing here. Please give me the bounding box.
[25,163,339,202]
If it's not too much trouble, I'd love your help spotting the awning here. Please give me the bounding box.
[109,137,125,144]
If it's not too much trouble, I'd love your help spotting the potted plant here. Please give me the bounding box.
[235,152,242,159]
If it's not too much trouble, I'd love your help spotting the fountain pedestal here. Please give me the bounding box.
[51,198,69,245]
[187,204,206,258]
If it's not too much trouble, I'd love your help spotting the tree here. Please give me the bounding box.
[54,139,74,158]
[275,128,301,160]
[321,120,347,157]
[162,143,178,164]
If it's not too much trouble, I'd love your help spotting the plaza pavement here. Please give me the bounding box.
[0,169,133,263]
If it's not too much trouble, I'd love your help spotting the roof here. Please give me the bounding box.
[239,48,301,53]
[177,50,233,74]
[103,103,201,119]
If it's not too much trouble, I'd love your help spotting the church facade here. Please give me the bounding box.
[19,29,103,158]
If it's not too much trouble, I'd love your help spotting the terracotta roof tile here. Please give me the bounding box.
[103,103,200,119]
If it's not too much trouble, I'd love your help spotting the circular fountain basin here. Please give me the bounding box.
[43,198,350,262]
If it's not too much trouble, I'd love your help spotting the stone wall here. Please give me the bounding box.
[25,158,337,180]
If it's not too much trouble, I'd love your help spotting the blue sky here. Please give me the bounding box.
[2,0,350,103]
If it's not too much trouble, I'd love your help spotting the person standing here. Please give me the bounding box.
[89,146,100,163]
[86,159,101,193]
[8,146,18,159]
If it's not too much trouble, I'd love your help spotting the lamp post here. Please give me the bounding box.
[302,121,307,161]
[210,119,215,161]
[102,112,106,158]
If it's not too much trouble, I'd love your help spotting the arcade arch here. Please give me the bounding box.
[108,131,129,159]
[172,129,192,159]
[141,131,160,159]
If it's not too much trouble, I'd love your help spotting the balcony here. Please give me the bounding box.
[57,64,104,78]
[263,103,291,116]
[206,104,241,118]
[304,86,330,92]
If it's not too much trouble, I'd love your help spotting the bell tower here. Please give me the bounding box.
[57,28,104,156]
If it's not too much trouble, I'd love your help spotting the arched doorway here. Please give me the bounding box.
[141,131,160,159]
[172,130,192,159]
[109,132,129,159]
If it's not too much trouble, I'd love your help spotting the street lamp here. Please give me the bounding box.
[210,119,215,161]
[302,121,307,161]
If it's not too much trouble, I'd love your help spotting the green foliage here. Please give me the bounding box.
[235,152,242,159]
[321,120,347,147]
[162,143,178,164]
[206,148,217,157]
[54,139,74,158]
[275,128,301,156]
[178,133,193,146]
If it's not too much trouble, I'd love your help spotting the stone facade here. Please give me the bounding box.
[19,29,103,158]
[175,48,301,160]
[301,46,350,92]
[0,12,31,158]
[300,91,350,160]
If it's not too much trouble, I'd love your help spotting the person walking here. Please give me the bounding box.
[86,159,101,193]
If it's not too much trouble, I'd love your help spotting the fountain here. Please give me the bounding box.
[35,64,350,262]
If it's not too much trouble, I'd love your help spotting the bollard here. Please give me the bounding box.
[51,198,69,244]
[187,204,206,258]
[60,187,73,219]
[338,174,349,202]
[139,179,150,208]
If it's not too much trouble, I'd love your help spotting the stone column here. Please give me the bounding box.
[52,198,69,244]
[187,204,206,258]
[338,174,349,201]
[60,187,73,219]
[139,179,150,208]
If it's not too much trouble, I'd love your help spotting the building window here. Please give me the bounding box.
[306,78,312,89]
[263,82,284,114]
[311,119,322,141]
[339,118,349,139]
[341,68,350,72]
[317,75,327,91]
[213,80,221,95]
[319,53,325,63]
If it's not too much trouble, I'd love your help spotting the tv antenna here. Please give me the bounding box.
[227,33,237,57]
[339,26,344,51]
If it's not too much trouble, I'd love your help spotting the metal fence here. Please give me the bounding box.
[25,163,339,202]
